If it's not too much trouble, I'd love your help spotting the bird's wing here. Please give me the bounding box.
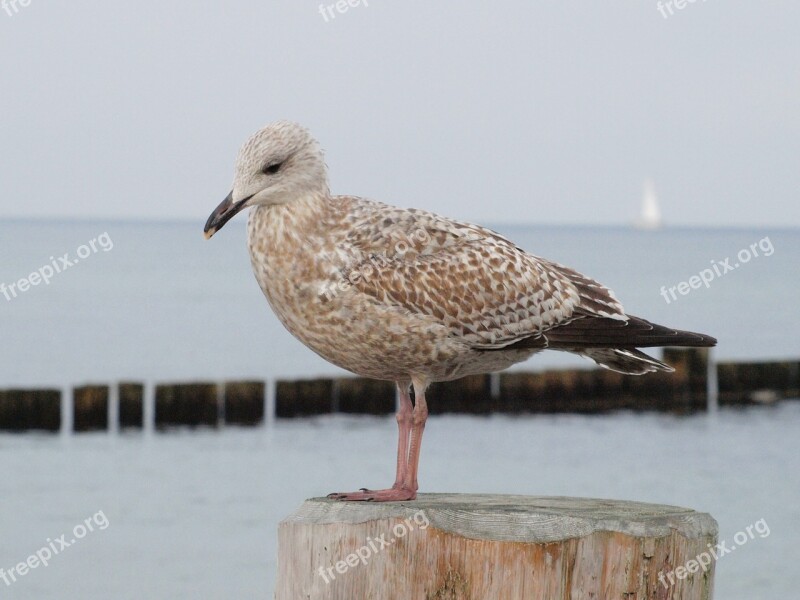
[332,198,626,350]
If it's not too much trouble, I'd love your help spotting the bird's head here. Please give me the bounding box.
[204,120,329,239]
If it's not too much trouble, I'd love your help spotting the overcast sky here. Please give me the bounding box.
[1,1,797,227]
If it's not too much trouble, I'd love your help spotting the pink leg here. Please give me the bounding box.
[391,383,413,489]
[402,379,428,493]
[328,381,425,502]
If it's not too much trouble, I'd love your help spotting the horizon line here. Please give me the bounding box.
[0,215,798,232]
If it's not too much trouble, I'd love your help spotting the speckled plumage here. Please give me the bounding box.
[248,193,626,382]
[205,121,716,501]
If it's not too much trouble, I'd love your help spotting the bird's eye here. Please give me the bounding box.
[262,162,282,175]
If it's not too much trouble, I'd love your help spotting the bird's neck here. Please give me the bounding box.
[247,191,331,253]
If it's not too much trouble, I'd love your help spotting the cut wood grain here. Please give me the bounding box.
[275,494,717,600]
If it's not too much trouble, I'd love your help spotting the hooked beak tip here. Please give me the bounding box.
[204,190,248,239]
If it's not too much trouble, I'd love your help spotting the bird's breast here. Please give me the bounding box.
[246,205,363,357]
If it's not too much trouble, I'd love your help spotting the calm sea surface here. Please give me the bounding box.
[1,220,798,599]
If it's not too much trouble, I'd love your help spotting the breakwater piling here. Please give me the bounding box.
[1,349,797,433]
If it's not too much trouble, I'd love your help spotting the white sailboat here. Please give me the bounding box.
[634,178,663,230]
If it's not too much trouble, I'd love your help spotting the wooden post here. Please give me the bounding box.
[663,347,710,412]
[73,385,109,432]
[717,360,797,405]
[155,382,219,429]
[275,378,334,418]
[119,382,144,429]
[428,374,492,414]
[224,381,266,426]
[0,389,61,432]
[276,494,717,600]
[335,378,395,415]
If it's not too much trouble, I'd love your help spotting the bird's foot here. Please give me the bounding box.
[327,486,416,502]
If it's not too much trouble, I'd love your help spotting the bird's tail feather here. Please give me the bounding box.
[577,348,674,375]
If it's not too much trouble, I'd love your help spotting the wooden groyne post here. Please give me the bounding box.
[224,380,266,426]
[0,389,61,432]
[73,385,109,432]
[155,382,219,429]
[276,494,717,599]
[119,382,144,429]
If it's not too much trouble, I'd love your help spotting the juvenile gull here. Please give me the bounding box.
[204,121,716,502]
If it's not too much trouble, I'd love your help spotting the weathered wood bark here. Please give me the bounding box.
[276,494,717,600]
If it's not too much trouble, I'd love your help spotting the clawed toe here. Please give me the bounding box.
[326,487,416,502]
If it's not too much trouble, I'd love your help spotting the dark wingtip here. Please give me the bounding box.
[694,333,717,347]
[543,314,718,349]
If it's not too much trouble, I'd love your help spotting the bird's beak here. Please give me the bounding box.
[203,191,250,239]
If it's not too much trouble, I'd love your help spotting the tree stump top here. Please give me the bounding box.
[283,493,717,543]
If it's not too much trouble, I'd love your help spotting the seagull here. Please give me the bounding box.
[204,121,716,502]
